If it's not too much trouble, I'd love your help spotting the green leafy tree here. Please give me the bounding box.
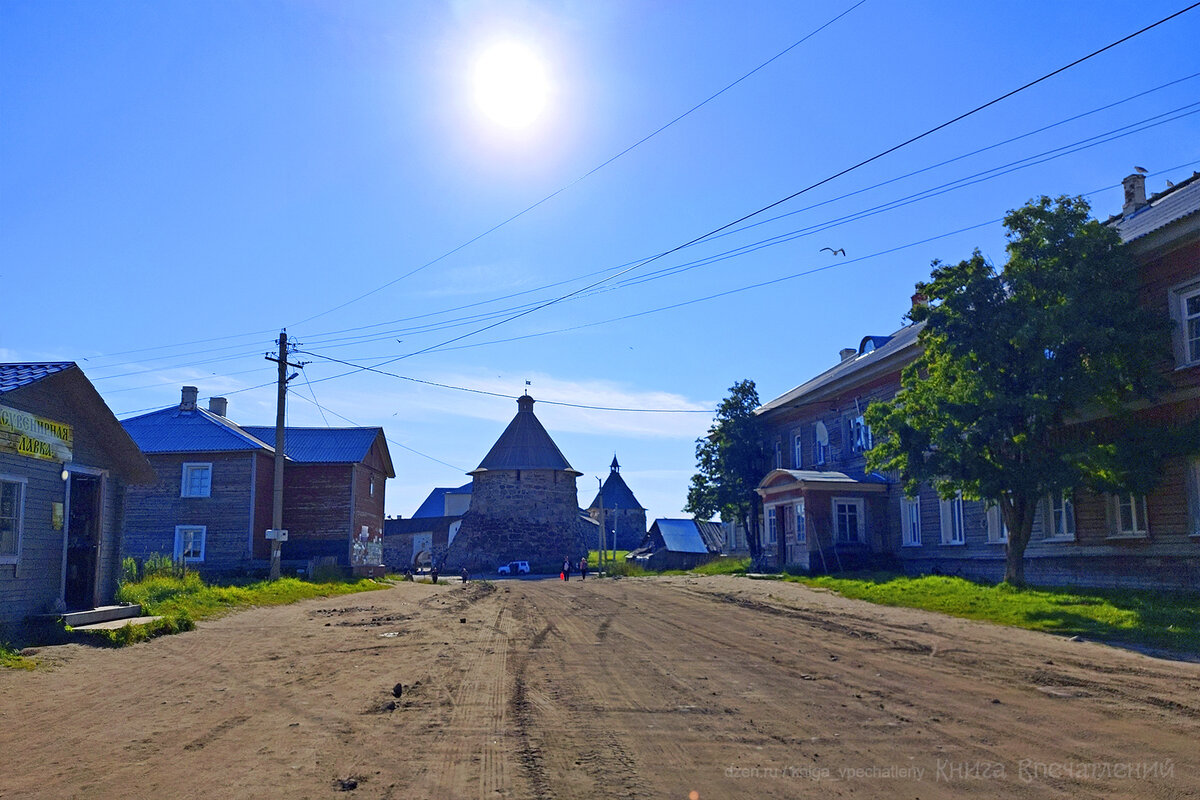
[685,380,766,559]
[866,195,1183,584]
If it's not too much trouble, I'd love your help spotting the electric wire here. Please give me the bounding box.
[285,0,871,329]
[82,72,1200,378]
[327,3,1200,369]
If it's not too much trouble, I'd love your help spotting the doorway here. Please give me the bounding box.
[64,473,102,610]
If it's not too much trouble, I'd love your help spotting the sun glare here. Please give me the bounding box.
[473,41,550,130]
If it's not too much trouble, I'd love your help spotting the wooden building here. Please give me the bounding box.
[122,387,393,576]
[754,170,1200,588]
[0,363,153,637]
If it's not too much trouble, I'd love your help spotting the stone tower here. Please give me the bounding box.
[587,455,648,551]
[444,395,588,573]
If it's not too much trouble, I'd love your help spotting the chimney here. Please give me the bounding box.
[180,386,198,412]
[208,397,228,417]
[839,347,857,362]
[1123,173,1147,216]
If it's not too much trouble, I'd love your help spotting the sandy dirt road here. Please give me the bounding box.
[2,574,1199,799]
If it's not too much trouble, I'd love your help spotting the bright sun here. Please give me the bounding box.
[473,42,550,130]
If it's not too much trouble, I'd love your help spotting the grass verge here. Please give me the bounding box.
[1,643,37,670]
[116,572,386,622]
[781,572,1200,655]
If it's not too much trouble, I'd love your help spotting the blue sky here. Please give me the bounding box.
[3,0,1198,523]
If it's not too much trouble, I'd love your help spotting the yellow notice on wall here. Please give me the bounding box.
[0,403,73,462]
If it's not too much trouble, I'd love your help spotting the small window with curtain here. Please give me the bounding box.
[1108,493,1149,538]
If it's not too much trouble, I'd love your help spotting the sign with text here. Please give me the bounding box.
[0,404,73,462]
[265,529,289,541]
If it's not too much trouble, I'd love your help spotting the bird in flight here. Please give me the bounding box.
[820,247,846,256]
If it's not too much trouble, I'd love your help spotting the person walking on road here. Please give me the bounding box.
[578,557,588,580]
[562,558,571,581]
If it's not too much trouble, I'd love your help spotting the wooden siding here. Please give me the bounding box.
[123,452,255,574]
[0,379,135,632]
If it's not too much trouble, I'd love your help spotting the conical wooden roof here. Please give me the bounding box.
[473,395,578,474]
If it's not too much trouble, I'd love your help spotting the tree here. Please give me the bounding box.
[685,380,766,560]
[865,195,1180,585]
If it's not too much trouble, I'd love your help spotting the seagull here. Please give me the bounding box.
[1167,180,1175,189]
[820,247,846,256]
[1134,166,1148,174]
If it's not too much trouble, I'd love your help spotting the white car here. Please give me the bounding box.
[497,560,530,575]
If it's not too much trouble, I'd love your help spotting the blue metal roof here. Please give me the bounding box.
[243,426,382,465]
[122,406,274,453]
[653,518,710,554]
[0,363,75,393]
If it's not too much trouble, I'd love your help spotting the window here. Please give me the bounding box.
[848,415,873,453]
[901,496,921,546]
[1109,493,1149,537]
[793,434,804,469]
[766,507,778,544]
[773,439,782,470]
[0,477,25,564]
[174,525,206,562]
[940,494,965,544]
[795,500,806,543]
[181,463,212,497]
[1187,291,1200,365]
[832,497,865,544]
[986,504,1008,543]
[1045,491,1076,540]
[813,423,830,466]
[369,478,374,497]
[1168,278,1200,367]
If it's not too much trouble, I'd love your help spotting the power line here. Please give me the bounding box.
[286,0,870,329]
[351,2,1200,367]
[294,349,715,413]
[79,71,1200,379]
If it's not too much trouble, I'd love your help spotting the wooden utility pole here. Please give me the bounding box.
[265,330,304,580]
[596,477,605,567]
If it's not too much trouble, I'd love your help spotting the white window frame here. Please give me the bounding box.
[773,439,782,470]
[766,507,778,544]
[0,475,27,565]
[940,493,965,545]
[795,500,806,544]
[901,496,921,546]
[1044,491,1077,541]
[793,433,804,469]
[848,414,873,453]
[1108,493,1149,538]
[181,462,212,498]
[174,525,206,562]
[985,504,1008,544]
[831,496,865,544]
[813,425,829,466]
[1169,277,1200,368]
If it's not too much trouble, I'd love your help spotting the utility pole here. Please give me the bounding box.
[596,477,605,568]
[265,330,305,580]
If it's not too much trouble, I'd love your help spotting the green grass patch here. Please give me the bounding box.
[1,642,37,670]
[116,573,386,622]
[688,557,751,576]
[782,572,1200,654]
[587,550,630,568]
